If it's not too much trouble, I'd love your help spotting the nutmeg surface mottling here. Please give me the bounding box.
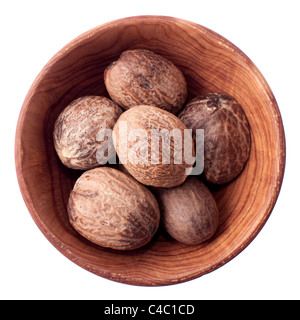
[156,177,219,245]
[53,96,122,170]
[68,167,160,250]
[178,93,251,184]
[113,105,195,188]
[104,49,187,114]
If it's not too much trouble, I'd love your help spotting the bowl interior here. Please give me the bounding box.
[15,16,285,286]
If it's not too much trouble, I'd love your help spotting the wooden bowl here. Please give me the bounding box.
[15,16,285,286]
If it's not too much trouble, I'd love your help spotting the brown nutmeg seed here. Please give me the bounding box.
[104,49,187,114]
[113,105,195,188]
[178,93,251,184]
[53,96,122,170]
[68,167,160,251]
[156,177,219,245]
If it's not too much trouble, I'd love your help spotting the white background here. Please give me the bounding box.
[1,0,299,300]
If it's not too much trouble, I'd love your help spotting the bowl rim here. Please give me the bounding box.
[15,15,286,286]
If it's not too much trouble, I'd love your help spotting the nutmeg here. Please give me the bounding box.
[113,105,195,188]
[68,167,160,250]
[53,96,122,170]
[104,49,187,114]
[178,93,251,184]
[156,177,219,245]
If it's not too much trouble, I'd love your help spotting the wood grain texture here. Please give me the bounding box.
[15,16,285,286]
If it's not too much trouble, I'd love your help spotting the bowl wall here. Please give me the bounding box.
[15,16,285,286]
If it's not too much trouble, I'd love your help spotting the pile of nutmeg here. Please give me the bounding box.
[53,49,251,251]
